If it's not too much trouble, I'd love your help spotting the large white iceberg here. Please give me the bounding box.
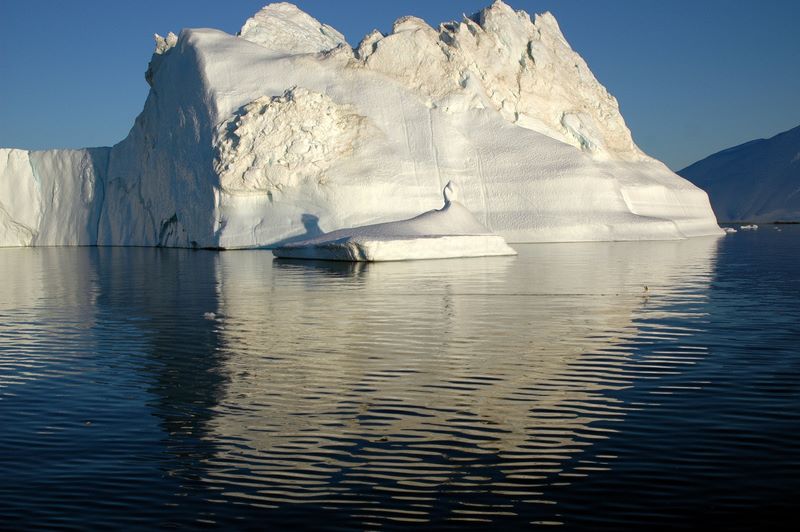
[0,1,721,248]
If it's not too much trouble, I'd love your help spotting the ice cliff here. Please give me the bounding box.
[679,124,800,222]
[0,1,721,248]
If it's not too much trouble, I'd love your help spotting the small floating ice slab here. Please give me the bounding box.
[273,182,516,262]
[273,234,516,261]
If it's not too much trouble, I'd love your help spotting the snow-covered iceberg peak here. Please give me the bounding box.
[153,32,178,55]
[238,2,347,57]
[356,0,643,161]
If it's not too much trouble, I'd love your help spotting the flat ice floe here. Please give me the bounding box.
[272,182,516,261]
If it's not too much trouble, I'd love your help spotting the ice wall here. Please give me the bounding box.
[0,148,108,246]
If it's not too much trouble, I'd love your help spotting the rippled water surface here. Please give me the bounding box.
[1,227,799,529]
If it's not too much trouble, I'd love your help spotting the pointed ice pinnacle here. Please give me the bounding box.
[443,181,459,207]
[154,32,178,55]
[238,2,347,57]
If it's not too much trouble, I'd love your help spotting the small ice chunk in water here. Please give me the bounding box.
[272,181,516,262]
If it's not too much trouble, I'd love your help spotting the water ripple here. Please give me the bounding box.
[1,230,799,529]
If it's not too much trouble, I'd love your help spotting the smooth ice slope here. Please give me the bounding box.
[273,182,517,261]
[0,1,721,248]
[679,124,800,222]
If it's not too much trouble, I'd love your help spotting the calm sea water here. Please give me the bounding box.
[1,227,798,529]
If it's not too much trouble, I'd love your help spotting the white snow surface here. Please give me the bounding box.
[273,181,517,261]
[238,3,347,57]
[0,1,721,248]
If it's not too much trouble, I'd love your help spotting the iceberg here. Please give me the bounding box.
[273,182,516,261]
[0,1,722,249]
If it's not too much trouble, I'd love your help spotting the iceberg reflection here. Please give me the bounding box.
[203,237,719,522]
[0,237,720,525]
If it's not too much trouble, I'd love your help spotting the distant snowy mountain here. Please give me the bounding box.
[0,1,720,248]
[679,125,800,222]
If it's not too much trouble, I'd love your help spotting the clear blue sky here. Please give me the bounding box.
[1,0,798,170]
